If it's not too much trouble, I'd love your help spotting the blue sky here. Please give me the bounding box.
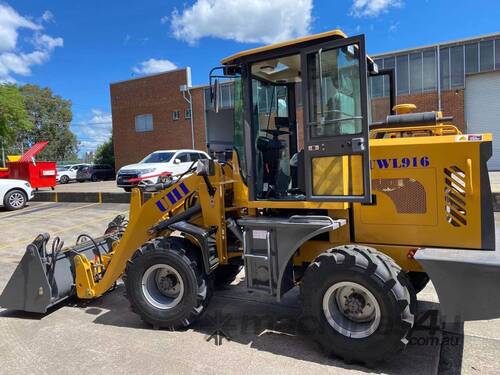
[3,0,500,155]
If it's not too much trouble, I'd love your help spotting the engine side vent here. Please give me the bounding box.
[372,178,426,214]
[444,166,467,226]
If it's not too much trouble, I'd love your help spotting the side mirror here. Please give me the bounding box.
[212,78,220,113]
[173,158,181,165]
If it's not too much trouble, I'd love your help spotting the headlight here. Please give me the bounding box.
[24,182,31,188]
[139,168,156,175]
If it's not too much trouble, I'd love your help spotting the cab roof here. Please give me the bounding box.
[221,29,347,65]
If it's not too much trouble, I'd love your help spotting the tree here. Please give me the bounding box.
[94,137,114,167]
[19,84,78,161]
[0,84,32,154]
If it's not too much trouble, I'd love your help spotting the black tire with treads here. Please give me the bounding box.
[123,237,212,329]
[300,245,414,366]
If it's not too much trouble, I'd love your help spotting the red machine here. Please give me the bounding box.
[1,142,57,189]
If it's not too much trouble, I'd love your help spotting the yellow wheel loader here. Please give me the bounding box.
[2,30,500,366]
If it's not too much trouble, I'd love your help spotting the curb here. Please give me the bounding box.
[33,191,154,204]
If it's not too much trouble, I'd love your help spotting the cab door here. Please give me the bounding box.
[301,35,372,203]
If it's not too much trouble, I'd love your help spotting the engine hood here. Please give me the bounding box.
[119,163,170,174]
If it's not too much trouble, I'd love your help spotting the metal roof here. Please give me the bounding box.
[221,29,347,64]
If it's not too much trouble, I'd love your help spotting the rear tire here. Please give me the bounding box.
[4,189,27,211]
[300,245,414,366]
[123,237,212,329]
[123,187,132,192]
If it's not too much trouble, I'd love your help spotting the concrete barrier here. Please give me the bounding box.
[33,191,154,204]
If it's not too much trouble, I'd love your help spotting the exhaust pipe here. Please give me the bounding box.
[0,216,125,313]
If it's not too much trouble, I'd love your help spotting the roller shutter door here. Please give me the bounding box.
[465,71,500,170]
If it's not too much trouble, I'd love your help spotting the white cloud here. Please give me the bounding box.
[41,10,54,23]
[132,58,178,75]
[171,0,313,45]
[389,21,399,33]
[0,4,63,81]
[160,15,168,25]
[351,0,402,17]
[0,4,40,52]
[33,33,63,50]
[73,109,113,151]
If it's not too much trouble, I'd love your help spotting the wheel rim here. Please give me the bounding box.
[8,192,25,208]
[142,264,185,310]
[322,281,381,339]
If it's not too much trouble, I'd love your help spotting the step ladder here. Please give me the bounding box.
[242,228,274,294]
[239,215,346,296]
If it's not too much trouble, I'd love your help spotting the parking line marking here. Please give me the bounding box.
[0,210,128,251]
[0,202,56,219]
[1,202,101,228]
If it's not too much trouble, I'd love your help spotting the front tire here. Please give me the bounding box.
[300,245,414,366]
[4,189,27,211]
[60,175,70,184]
[90,174,98,182]
[123,237,212,329]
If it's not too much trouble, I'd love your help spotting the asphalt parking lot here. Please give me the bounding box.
[0,202,499,374]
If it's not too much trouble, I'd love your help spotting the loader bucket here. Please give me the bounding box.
[0,216,124,313]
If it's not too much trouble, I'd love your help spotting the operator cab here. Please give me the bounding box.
[214,30,383,204]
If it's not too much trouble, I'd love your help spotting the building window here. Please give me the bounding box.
[410,52,423,93]
[220,84,232,108]
[396,54,409,95]
[465,43,479,74]
[383,57,395,97]
[185,109,191,119]
[172,110,180,121]
[423,49,436,91]
[480,40,494,72]
[135,114,153,132]
[450,45,464,88]
[370,59,384,98]
[495,39,500,70]
[440,47,450,90]
[204,84,234,111]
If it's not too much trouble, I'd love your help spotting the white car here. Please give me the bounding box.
[0,179,34,211]
[56,164,89,184]
[116,149,210,192]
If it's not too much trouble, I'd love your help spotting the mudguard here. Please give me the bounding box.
[416,248,500,323]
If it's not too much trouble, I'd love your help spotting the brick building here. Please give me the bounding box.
[110,68,207,169]
[110,32,500,170]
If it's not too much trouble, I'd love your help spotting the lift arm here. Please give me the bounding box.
[76,174,202,298]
